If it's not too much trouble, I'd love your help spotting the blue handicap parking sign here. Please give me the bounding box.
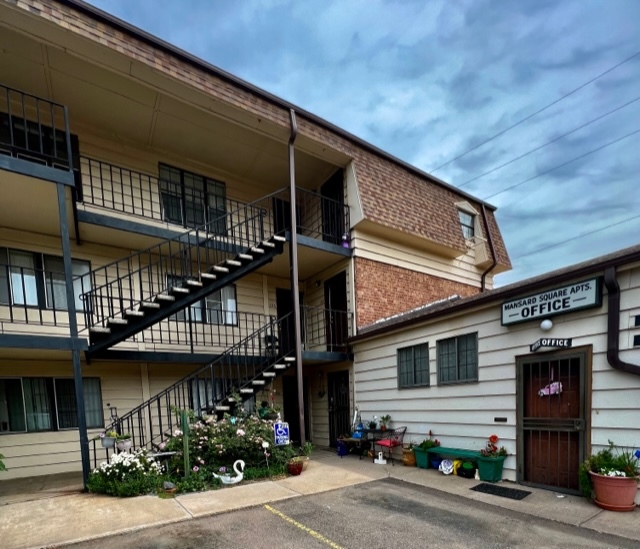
[274,421,290,446]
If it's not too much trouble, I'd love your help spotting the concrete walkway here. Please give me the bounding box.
[1,450,638,549]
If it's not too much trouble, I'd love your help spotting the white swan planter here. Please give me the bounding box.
[212,459,245,485]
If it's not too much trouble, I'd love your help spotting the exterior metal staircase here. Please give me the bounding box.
[77,192,289,356]
[89,314,296,467]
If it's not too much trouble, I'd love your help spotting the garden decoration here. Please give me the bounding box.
[212,460,245,485]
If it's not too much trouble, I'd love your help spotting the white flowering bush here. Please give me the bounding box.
[87,450,165,497]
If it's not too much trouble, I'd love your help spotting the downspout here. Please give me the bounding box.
[287,108,306,444]
[480,204,497,292]
[604,266,640,376]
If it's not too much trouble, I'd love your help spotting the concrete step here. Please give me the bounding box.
[252,380,266,386]
[107,318,128,326]
[238,253,253,261]
[89,326,111,335]
[200,272,217,281]
[225,259,242,267]
[262,372,276,378]
[212,265,229,273]
[272,235,286,242]
[261,240,276,248]
[170,286,190,295]
[284,356,295,362]
[239,388,254,394]
[274,364,287,370]
[124,309,145,318]
[214,405,231,412]
[140,301,161,310]
[250,247,265,254]
[185,279,203,288]
[155,294,176,303]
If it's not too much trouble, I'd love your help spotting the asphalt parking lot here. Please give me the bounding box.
[66,478,636,549]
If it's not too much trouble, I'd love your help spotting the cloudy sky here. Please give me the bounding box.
[88,0,640,286]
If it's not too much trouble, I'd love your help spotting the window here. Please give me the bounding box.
[397,343,430,388]
[0,377,103,433]
[159,164,226,234]
[168,275,237,325]
[0,248,91,311]
[437,333,478,384]
[458,211,475,239]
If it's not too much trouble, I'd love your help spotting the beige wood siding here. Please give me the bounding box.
[353,263,640,480]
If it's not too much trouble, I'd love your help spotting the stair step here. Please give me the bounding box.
[214,405,231,412]
[227,397,236,403]
[239,388,254,394]
[238,253,253,261]
[261,241,276,248]
[107,318,128,326]
[252,380,266,386]
[284,357,295,362]
[170,286,190,295]
[225,259,242,267]
[250,247,265,254]
[262,372,276,377]
[89,326,111,335]
[274,364,287,370]
[140,301,161,310]
[124,309,145,317]
[155,294,176,303]
[212,265,230,273]
[272,235,286,242]
[185,279,203,288]
[200,272,217,281]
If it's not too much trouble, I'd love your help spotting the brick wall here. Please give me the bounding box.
[354,257,479,329]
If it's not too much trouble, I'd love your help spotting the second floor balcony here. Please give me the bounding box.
[77,157,350,250]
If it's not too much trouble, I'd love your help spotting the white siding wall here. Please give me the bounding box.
[354,264,640,481]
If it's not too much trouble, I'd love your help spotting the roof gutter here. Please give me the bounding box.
[480,204,497,292]
[55,0,497,211]
[604,266,640,376]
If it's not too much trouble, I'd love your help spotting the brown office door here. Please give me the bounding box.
[517,351,586,493]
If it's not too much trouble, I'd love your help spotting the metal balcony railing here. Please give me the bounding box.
[302,305,352,352]
[78,157,350,246]
[0,84,73,174]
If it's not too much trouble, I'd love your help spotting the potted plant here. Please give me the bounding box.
[287,457,304,476]
[379,415,391,432]
[579,441,639,512]
[402,442,416,467]
[116,433,132,452]
[368,420,377,430]
[413,432,440,469]
[297,441,314,471]
[99,430,117,448]
[477,434,507,482]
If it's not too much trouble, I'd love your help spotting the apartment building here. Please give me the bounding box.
[0,0,510,482]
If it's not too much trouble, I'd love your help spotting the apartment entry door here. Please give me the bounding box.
[328,370,350,447]
[324,272,348,352]
[282,375,310,444]
[276,288,304,356]
[516,349,588,494]
[320,169,345,245]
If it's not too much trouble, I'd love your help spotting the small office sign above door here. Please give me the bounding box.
[502,278,602,326]
[530,338,573,353]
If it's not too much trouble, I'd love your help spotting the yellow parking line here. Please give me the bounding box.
[264,504,344,549]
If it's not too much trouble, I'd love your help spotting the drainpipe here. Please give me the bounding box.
[480,204,497,292]
[287,108,306,444]
[604,266,640,376]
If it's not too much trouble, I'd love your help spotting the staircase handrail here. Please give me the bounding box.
[102,312,291,433]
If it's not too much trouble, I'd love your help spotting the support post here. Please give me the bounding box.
[57,183,91,487]
[181,410,190,478]
[287,109,306,445]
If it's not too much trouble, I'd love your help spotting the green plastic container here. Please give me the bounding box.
[413,447,429,469]
[477,456,505,482]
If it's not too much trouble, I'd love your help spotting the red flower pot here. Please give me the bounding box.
[589,471,638,512]
[288,461,303,476]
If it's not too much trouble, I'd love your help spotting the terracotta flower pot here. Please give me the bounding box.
[402,448,416,467]
[589,471,638,512]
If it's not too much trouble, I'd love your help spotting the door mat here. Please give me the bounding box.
[470,483,531,500]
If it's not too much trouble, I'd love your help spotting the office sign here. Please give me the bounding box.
[502,278,602,326]
[273,421,290,446]
[530,338,573,353]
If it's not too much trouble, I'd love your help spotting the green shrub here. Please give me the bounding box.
[87,450,165,497]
